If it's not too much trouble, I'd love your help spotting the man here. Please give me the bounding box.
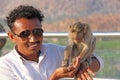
[0,5,103,80]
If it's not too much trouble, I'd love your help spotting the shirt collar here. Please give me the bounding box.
[12,44,47,63]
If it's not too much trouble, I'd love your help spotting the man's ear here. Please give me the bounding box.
[7,32,16,43]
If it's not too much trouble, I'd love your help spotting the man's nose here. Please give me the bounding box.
[28,34,37,42]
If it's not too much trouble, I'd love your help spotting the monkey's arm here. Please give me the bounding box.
[62,46,71,67]
[79,42,88,59]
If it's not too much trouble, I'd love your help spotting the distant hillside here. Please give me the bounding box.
[0,0,120,32]
[43,13,120,32]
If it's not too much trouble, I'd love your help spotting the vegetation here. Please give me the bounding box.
[1,37,120,78]
[43,14,120,32]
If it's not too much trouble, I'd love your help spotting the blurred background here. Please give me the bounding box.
[0,0,120,79]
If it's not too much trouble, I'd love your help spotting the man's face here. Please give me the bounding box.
[9,18,43,55]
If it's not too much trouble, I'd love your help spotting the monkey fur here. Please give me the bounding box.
[62,22,96,68]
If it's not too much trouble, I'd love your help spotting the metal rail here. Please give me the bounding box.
[0,32,120,38]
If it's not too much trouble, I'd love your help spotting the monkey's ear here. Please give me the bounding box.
[68,25,72,30]
[83,24,88,34]
[69,25,72,28]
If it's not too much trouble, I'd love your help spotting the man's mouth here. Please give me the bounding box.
[28,41,40,49]
[30,43,38,48]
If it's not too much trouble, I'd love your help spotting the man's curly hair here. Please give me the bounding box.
[6,5,44,30]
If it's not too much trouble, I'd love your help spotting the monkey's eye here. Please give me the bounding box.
[71,30,76,32]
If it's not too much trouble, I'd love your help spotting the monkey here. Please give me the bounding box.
[62,21,96,70]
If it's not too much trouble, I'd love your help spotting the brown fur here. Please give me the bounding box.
[62,22,96,67]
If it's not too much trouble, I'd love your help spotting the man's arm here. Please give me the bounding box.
[89,56,101,72]
[49,54,104,80]
[83,53,104,72]
[93,54,104,71]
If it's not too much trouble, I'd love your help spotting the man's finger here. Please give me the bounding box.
[83,69,92,80]
[76,69,86,80]
[87,68,95,76]
[80,71,86,80]
[73,56,81,68]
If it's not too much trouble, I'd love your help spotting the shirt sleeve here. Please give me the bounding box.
[93,53,104,70]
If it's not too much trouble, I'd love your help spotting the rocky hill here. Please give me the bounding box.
[0,0,120,32]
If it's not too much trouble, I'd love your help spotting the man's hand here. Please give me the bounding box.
[76,56,100,80]
[76,62,95,80]
[49,56,81,80]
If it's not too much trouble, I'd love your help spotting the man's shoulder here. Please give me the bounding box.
[0,50,15,63]
[42,43,65,55]
[43,43,65,49]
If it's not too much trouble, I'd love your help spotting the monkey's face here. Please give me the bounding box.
[68,22,88,44]
[69,29,84,44]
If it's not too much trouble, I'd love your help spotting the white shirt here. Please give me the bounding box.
[0,43,65,80]
[0,43,104,80]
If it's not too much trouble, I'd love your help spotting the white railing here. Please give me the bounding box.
[0,32,120,38]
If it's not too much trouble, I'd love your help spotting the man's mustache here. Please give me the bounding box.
[28,41,40,46]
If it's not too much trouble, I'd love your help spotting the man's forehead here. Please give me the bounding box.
[13,18,41,28]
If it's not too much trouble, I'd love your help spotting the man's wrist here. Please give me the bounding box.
[49,72,59,80]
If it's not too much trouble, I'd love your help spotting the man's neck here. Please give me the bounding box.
[15,46,40,62]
